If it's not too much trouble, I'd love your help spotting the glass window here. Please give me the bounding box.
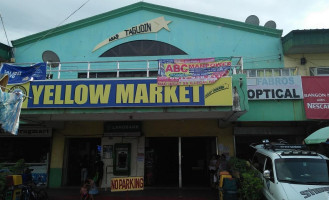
[252,152,266,172]
[248,70,256,77]
[281,69,290,76]
[258,70,265,77]
[265,69,272,77]
[316,67,329,76]
[100,40,187,57]
[273,69,280,76]
[275,158,329,184]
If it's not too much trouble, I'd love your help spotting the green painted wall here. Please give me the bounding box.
[238,99,306,121]
[49,168,62,188]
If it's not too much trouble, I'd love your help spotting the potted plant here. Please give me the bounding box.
[227,157,263,200]
[228,157,248,178]
[239,170,263,200]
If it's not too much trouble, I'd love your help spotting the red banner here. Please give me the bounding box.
[302,76,329,119]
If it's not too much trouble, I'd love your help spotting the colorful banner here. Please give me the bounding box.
[302,76,329,119]
[0,62,47,85]
[157,57,231,86]
[111,177,144,192]
[15,77,232,108]
[247,76,303,100]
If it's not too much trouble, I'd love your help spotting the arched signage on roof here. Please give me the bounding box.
[92,16,172,52]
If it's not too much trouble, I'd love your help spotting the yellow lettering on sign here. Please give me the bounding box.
[54,85,63,104]
[31,85,43,105]
[89,84,111,104]
[44,85,54,104]
[116,84,134,103]
[75,85,88,104]
[135,84,148,103]
[164,86,178,103]
[179,86,189,103]
[65,85,74,104]
[192,85,200,102]
[149,84,162,103]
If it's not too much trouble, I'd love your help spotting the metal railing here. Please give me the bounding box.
[4,57,244,80]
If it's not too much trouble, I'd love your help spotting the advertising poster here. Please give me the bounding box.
[0,62,47,84]
[103,145,113,159]
[157,57,231,86]
[302,76,329,119]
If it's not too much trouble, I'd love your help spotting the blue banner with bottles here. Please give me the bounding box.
[0,62,47,85]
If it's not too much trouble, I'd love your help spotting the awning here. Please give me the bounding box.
[304,126,329,144]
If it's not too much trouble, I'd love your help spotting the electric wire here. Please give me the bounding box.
[0,14,10,46]
[21,0,91,54]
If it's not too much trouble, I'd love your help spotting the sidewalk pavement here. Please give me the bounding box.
[46,187,219,200]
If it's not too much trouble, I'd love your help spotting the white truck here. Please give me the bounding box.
[250,139,329,200]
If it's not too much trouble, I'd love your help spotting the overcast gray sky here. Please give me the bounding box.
[1,0,329,46]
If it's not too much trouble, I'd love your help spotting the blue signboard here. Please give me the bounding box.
[18,77,232,108]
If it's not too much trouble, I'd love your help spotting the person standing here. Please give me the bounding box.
[94,155,104,187]
[80,155,89,185]
[208,154,218,188]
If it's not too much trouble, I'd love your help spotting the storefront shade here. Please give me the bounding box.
[305,126,329,144]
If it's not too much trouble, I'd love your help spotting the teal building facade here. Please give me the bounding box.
[0,2,307,189]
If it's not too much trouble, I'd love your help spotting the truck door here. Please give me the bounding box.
[264,157,277,200]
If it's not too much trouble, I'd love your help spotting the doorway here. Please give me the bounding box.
[181,137,215,187]
[145,137,178,187]
[145,137,216,188]
[64,138,101,186]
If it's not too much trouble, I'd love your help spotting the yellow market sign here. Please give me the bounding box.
[17,77,232,108]
[111,177,144,192]
[93,16,172,52]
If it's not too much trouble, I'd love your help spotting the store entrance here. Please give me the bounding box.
[145,137,216,188]
[145,137,179,187]
[64,138,101,186]
[181,137,215,187]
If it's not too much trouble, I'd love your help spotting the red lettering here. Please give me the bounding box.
[129,179,133,189]
[165,65,173,72]
[140,178,144,188]
[181,64,188,72]
[174,64,180,72]
[119,180,123,189]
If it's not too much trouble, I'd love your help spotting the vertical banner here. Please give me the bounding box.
[157,57,231,86]
[302,76,329,119]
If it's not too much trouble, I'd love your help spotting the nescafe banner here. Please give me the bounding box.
[302,76,329,119]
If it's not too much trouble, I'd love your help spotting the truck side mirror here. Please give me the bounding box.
[263,170,270,179]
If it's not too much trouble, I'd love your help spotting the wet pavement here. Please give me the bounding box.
[46,187,219,200]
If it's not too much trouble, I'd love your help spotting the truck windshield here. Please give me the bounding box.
[275,158,329,185]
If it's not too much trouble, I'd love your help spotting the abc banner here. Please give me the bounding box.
[157,57,231,86]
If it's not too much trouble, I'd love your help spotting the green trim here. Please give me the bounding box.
[12,2,282,47]
[21,106,233,115]
[282,29,329,54]
[49,168,62,188]
[0,43,12,61]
